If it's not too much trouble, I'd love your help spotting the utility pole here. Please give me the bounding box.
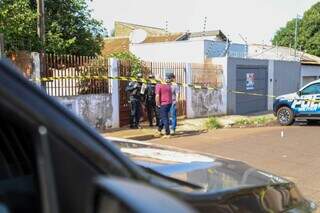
[202,16,207,36]
[294,14,301,57]
[37,0,45,78]
[0,33,4,59]
[239,34,248,58]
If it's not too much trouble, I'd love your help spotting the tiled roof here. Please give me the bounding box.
[102,38,130,56]
[188,30,227,41]
[114,21,167,37]
[249,44,320,65]
[102,33,185,56]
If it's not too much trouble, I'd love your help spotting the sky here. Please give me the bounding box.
[89,0,319,44]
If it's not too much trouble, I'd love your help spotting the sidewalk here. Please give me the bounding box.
[103,112,276,140]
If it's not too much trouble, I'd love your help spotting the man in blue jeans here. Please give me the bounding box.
[169,73,179,134]
[155,75,172,138]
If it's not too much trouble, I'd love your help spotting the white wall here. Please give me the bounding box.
[130,40,205,63]
[301,65,320,87]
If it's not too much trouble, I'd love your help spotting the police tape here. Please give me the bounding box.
[34,75,277,98]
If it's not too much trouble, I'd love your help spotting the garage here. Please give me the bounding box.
[235,65,268,114]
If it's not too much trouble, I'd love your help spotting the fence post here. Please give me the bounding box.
[185,63,195,118]
[0,33,4,59]
[31,52,42,87]
[109,58,120,128]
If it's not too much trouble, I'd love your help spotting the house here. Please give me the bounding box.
[102,21,232,59]
[102,21,185,56]
[248,44,320,86]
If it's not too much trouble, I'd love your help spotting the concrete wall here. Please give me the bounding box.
[130,40,204,63]
[58,94,113,131]
[224,57,269,114]
[272,60,300,97]
[191,88,225,117]
[301,65,320,87]
[186,60,227,118]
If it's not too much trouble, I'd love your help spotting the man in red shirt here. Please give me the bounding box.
[155,75,172,137]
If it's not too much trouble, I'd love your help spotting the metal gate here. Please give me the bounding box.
[118,61,186,127]
[236,65,268,114]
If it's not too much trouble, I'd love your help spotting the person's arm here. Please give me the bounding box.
[175,85,180,103]
[125,82,136,92]
[155,84,161,107]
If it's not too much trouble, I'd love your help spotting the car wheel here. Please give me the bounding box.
[277,106,294,126]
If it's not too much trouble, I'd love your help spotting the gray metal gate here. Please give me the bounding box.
[235,65,268,114]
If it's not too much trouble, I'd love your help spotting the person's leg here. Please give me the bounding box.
[163,104,171,135]
[146,102,153,126]
[129,102,134,128]
[154,104,160,127]
[158,105,165,132]
[170,104,177,132]
[135,100,141,128]
[130,101,137,128]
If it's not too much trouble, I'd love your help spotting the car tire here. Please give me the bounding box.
[277,106,294,126]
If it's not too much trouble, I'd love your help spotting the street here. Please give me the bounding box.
[151,125,320,205]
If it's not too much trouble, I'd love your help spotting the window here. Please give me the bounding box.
[0,114,41,213]
[301,83,320,95]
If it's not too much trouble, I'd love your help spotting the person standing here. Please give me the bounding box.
[169,73,179,134]
[125,73,143,129]
[156,75,172,138]
[145,74,160,127]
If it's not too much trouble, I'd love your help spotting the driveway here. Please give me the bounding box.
[151,125,320,205]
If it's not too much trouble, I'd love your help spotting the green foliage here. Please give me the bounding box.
[110,52,143,76]
[0,0,39,51]
[234,116,275,127]
[0,0,105,55]
[234,118,254,126]
[44,0,105,55]
[205,117,223,129]
[272,2,320,56]
[79,57,108,94]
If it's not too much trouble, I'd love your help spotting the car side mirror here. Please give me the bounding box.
[90,176,197,213]
[297,91,302,96]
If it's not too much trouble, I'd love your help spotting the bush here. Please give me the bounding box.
[235,116,275,127]
[234,118,253,126]
[205,117,223,129]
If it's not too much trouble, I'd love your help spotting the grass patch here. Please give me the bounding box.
[205,117,223,129]
[234,116,275,127]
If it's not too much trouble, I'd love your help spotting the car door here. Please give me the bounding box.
[293,83,320,116]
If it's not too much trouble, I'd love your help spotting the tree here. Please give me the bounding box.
[44,0,105,55]
[110,52,143,76]
[0,0,105,55]
[272,2,320,56]
[0,0,39,51]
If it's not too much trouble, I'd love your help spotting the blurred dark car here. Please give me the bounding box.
[0,60,316,213]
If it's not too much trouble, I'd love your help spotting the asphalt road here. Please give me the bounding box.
[152,124,320,205]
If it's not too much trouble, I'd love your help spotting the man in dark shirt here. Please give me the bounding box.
[125,73,143,129]
[145,74,160,127]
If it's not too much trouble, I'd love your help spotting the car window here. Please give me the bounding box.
[301,83,320,95]
[0,115,41,213]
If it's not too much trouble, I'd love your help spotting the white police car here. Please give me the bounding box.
[273,79,320,125]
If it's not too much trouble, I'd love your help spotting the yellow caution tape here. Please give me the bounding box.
[33,75,279,98]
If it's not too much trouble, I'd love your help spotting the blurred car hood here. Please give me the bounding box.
[106,137,288,192]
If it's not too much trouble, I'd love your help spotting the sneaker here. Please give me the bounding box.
[170,129,176,135]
